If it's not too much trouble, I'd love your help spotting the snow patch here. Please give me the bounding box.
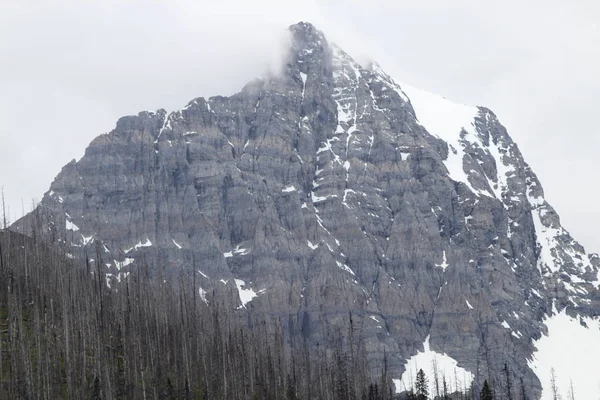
[282,185,297,193]
[401,84,487,197]
[394,335,473,394]
[66,219,79,232]
[528,311,600,400]
[81,234,94,245]
[224,245,250,258]
[485,135,516,199]
[114,258,134,271]
[172,239,182,249]
[198,287,208,304]
[311,192,338,203]
[234,279,259,308]
[465,300,474,310]
[307,240,319,250]
[300,72,307,100]
[336,261,355,275]
[530,209,562,274]
[125,238,152,253]
[436,250,449,271]
[198,270,209,279]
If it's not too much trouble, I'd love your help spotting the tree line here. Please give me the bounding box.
[0,199,571,400]
[0,227,404,399]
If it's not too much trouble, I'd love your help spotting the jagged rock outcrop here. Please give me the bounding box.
[13,22,600,398]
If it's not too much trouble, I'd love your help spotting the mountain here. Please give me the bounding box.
[13,22,600,399]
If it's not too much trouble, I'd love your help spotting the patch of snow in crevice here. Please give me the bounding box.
[282,185,297,193]
[234,279,259,308]
[125,238,152,254]
[332,45,362,191]
[342,188,355,209]
[198,270,209,279]
[66,219,79,232]
[485,134,516,200]
[530,208,562,275]
[528,311,600,400]
[394,335,473,394]
[224,245,250,258]
[114,258,134,271]
[307,240,319,250]
[81,234,94,245]
[311,192,338,203]
[436,250,449,271]
[316,137,342,165]
[300,72,307,100]
[336,261,355,275]
[156,112,173,142]
[465,300,474,310]
[198,287,208,304]
[172,239,182,249]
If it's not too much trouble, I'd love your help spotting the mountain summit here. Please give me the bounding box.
[14,22,600,399]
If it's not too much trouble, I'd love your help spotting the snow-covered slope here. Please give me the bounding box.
[400,84,487,197]
[528,310,600,400]
[398,79,600,397]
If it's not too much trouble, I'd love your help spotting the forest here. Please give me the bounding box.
[0,220,542,400]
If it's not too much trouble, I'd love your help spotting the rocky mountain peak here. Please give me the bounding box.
[12,21,600,399]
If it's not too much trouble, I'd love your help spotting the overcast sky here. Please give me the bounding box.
[1,0,599,252]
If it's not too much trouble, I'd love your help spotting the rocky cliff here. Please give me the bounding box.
[13,22,600,398]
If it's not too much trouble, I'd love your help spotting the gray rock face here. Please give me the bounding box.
[14,21,600,398]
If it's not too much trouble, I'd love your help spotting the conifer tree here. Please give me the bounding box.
[480,380,494,400]
[415,368,428,400]
[503,363,514,400]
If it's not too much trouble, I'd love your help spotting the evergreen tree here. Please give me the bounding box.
[480,380,494,400]
[503,363,514,400]
[90,376,101,400]
[415,369,428,400]
[405,388,417,400]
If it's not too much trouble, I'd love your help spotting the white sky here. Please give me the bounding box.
[1,0,599,253]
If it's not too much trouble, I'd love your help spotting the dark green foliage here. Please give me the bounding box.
[481,380,494,400]
[415,368,428,400]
